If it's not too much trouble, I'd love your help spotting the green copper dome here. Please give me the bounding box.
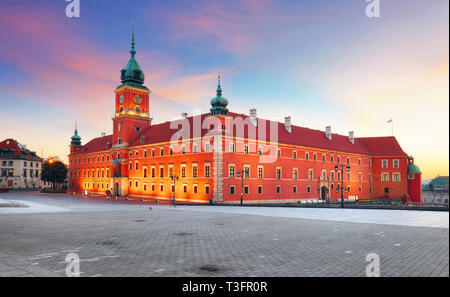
[407,156,421,174]
[71,125,82,146]
[210,75,229,116]
[117,26,148,91]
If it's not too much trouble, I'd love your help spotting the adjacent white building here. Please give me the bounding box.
[0,139,42,190]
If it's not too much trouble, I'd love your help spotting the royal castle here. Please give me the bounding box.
[68,28,423,204]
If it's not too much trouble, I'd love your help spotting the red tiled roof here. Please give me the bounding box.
[357,137,408,157]
[73,113,407,157]
[0,138,42,160]
[77,135,113,154]
[128,112,373,155]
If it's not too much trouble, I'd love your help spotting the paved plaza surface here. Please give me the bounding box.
[0,192,448,277]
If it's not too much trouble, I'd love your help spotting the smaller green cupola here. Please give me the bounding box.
[117,25,148,91]
[407,156,421,174]
[71,122,82,146]
[210,74,229,116]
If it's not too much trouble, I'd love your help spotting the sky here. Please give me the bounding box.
[0,0,448,179]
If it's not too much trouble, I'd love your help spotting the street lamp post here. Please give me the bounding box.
[334,164,351,208]
[237,169,245,206]
[170,175,179,207]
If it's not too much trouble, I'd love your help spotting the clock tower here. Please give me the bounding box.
[112,25,151,148]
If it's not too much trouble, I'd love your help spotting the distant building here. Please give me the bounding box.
[422,176,449,205]
[0,139,42,190]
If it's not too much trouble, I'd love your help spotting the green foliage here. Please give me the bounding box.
[41,160,67,188]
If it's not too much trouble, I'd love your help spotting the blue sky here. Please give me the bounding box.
[0,0,448,178]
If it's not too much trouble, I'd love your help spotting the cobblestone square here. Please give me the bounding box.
[0,192,448,277]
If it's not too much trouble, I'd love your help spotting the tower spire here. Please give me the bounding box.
[71,121,82,146]
[216,74,222,96]
[130,24,136,57]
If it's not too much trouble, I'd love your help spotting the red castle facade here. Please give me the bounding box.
[68,30,422,204]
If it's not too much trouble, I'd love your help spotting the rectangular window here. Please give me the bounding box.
[159,167,164,178]
[230,185,235,195]
[313,153,317,161]
[193,144,198,153]
[257,185,263,194]
[308,169,313,180]
[193,184,198,194]
[205,165,210,178]
[205,143,210,153]
[382,160,388,168]
[258,146,263,155]
[244,166,250,178]
[369,173,372,182]
[358,172,362,182]
[277,149,281,157]
[135,161,139,170]
[331,155,334,163]
[160,148,164,156]
[182,146,186,154]
[244,185,249,194]
[244,145,249,154]
[393,173,401,182]
[229,165,235,178]
[258,167,263,179]
[293,185,297,193]
[183,184,187,193]
[276,168,282,180]
[229,143,235,153]
[381,173,389,182]
[293,169,298,180]
[205,184,210,194]
[192,165,198,178]
[170,147,173,155]
[307,186,311,193]
[276,185,281,194]
[305,152,309,160]
[322,155,326,162]
[151,167,156,178]
[181,165,186,178]
[293,151,297,159]
[160,183,164,192]
[393,160,399,168]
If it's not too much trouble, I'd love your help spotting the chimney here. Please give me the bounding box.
[348,131,354,144]
[250,108,257,127]
[284,116,292,133]
[325,126,332,140]
[181,112,188,119]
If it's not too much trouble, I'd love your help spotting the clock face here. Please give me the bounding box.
[119,94,124,105]
[133,94,143,105]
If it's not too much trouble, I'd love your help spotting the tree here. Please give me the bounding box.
[41,159,68,190]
